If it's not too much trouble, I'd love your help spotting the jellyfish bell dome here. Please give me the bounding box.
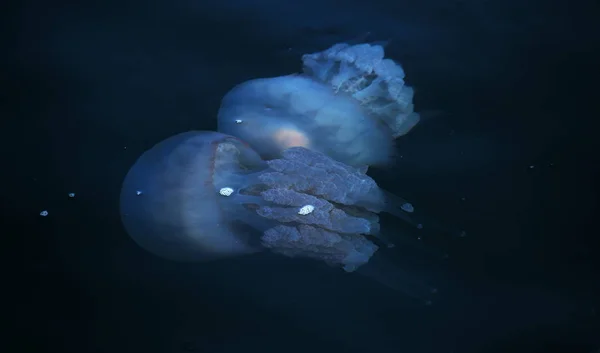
[119,131,267,262]
[218,74,395,168]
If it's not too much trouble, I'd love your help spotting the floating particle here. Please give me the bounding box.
[401,202,414,213]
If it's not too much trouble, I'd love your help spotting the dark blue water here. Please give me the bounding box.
[7,0,600,352]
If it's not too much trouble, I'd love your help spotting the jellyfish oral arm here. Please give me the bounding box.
[302,43,421,138]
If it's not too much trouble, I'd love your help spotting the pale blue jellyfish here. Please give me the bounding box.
[218,43,421,168]
[120,131,437,303]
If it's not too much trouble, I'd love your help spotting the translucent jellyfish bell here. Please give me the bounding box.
[119,131,270,262]
[120,131,441,303]
[218,42,420,168]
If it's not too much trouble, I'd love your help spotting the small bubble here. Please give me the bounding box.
[136,190,143,196]
[40,210,49,217]
[68,193,75,198]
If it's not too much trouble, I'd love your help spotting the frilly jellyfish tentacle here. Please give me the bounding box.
[302,43,421,138]
[261,224,379,273]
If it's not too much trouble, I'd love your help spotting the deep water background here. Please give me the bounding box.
[5,0,600,352]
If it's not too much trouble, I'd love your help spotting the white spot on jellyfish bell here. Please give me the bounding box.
[401,202,414,213]
[234,119,243,124]
[298,204,315,215]
[219,187,234,197]
[40,210,49,217]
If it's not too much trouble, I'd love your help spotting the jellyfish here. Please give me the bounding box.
[218,42,421,168]
[120,131,438,303]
